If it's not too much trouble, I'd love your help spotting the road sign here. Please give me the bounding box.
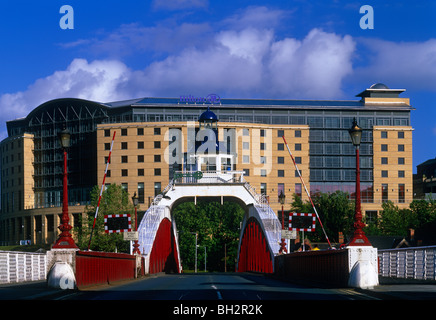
[289,213,316,232]
[123,231,138,241]
[281,229,297,239]
[104,214,131,233]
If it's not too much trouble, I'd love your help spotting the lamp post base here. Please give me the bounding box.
[52,236,78,249]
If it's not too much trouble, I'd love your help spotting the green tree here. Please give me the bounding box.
[290,191,355,243]
[173,200,244,272]
[74,184,134,252]
[409,199,436,228]
[378,201,413,236]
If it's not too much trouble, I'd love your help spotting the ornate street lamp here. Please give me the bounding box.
[53,127,78,249]
[347,118,371,246]
[278,191,287,253]
[131,192,140,255]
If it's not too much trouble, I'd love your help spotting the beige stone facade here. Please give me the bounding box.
[0,84,415,246]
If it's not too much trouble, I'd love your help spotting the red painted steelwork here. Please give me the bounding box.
[149,218,180,274]
[237,217,273,273]
[274,249,349,286]
[75,251,137,288]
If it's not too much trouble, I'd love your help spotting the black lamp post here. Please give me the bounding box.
[348,118,371,246]
[53,128,77,249]
[131,192,140,255]
[278,191,287,253]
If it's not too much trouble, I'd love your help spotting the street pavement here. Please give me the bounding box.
[1,273,436,301]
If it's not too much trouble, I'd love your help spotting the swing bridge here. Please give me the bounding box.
[137,169,281,274]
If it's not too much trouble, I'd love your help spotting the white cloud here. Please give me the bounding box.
[0,59,132,122]
[8,5,436,134]
[353,38,436,91]
[268,28,355,98]
[0,26,357,128]
[130,27,355,99]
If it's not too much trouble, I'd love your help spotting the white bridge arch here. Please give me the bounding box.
[137,170,282,274]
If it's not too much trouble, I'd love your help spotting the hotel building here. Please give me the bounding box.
[0,83,414,245]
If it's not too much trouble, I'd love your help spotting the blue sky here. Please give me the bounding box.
[0,0,435,171]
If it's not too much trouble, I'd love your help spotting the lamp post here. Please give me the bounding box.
[278,191,287,253]
[348,118,371,246]
[192,232,198,273]
[131,193,140,254]
[53,128,78,249]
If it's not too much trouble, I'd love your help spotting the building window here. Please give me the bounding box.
[121,128,128,136]
[138,141,144,149]
[277,183,285,196]
[243,128,249,136]
[260,143,265,150]
[261,169,267,177]
[260,129,265,137]
[398,131,404,139]
[277,130,284,137]
[277,143,284,151]
[121,156,128,163]
[381,157,388,165]
[381,170,388,178]
[104,129,110,137]
[154,182,161,196]
[154,141,161,149]
[154,155,161,162]
[398,144,405,152]
[381,144,388,152]
[154,168,161,176]
[399,184,405,203]
[121,169,128,176]
[243,142,249,150]
[243,155,250,163]
[398,170,405,178]
[295,183,302,197]
[278,170,285,177]
[381,131,388,139]
[243,169,250,176]
[260,183,267,195]
[154,128,161,135]
[137,128,144,135]
[398,157,405,165]
[278,156,284,164]
[382,184,388,202]
[138,169,144,176]
[295,143,301,151]
[365,211,378,225]
[295,130,301,138]
[295,156,302,164]
[105,143,110,150]
[138,155,144,162]
[138,182,144,203]
[121,142,128,150]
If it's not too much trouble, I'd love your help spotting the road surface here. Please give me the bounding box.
[59,272,374,300]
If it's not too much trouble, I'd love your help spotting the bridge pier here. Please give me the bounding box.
[347,246,379,289]
[274,246,379,289]
[47,248,78,289]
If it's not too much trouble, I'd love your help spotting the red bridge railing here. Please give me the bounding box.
[75,251,142,288]
[274,249,349,286]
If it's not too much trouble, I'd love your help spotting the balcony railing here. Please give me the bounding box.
[173,170,245,185]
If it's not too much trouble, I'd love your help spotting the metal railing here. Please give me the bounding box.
[0,251,47,284]
[173,170,245,185]
[378,246,436,281]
